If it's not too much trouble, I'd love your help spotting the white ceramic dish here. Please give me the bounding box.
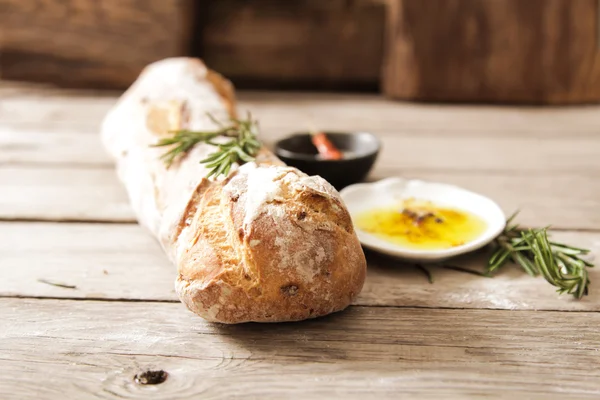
[339,177,506,262]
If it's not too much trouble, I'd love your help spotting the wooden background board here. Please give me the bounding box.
[383,0,600,103]
[0,0,386,91]
[5,0,600,103]
[201,0,386,90]
[1,82,600,398]
[0,0,194,88]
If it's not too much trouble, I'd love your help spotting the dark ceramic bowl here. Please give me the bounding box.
[274,131,381,190]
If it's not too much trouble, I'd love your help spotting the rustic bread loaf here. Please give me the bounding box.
[101,58,366,323]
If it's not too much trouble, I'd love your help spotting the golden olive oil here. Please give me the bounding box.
[355,199,487,250]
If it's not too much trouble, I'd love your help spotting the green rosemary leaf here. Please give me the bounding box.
[487,248,511,273]
[202,149,231,166]
[414,264,434,284]
[213,157,229,177]
[505,210,520,226]
[582,258,595,267]
[234,146,255,163]
[153,113,261,176]
[513,251,538,277]
[555,257,568,274]
[548,241,590,254]
[223,162,232,177]
[510,245,531,251]
[206,112,225,127]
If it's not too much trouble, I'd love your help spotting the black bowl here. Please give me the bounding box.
[274,131,380,190]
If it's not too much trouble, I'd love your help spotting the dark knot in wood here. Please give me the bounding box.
[134,370,168,385]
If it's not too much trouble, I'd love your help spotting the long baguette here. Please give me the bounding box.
[101,58,366,323]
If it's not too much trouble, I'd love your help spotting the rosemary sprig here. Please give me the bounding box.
[153,130,219,168]
[487,212,593,299]
[152,112,261,178]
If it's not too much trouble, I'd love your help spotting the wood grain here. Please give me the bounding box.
[4,123,600,173]
[0,128,111,166]
[3,86,599,228]
[2,222,598,311]
[1,298,599,399]
[0,0,194,88]
[201,0,386,90]
[0,166,133,222]
[2,165,599,230]
[0,83,119,132]
[2,80,600,399]
[383,0,600,104]
[4,85,600,137]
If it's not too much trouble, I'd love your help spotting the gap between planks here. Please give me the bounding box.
[2,221,599,312]
[2,295,600,314]
[3,165,600,229]
[4,219,600,234]
[4,130,600,173]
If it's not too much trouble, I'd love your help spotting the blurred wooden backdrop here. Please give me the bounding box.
[2,0,600,104]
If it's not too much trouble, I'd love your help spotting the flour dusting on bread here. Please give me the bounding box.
[238,164,288,228]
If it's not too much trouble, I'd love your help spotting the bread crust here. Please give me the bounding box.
[101,58,366,323]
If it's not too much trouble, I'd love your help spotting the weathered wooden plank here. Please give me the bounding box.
[383,0,600,104]
[3,79,600,400]
[1,298,599,399]
[0,129,111,166]
[3,87,600,138]
[2,222,597,311]
[238,92,600,137]
[0,166,133,222]
[1,165,598,230]
[4,125,600,175]
[0,222,175,301]
[0,87,118,132]
[201,0,386,90]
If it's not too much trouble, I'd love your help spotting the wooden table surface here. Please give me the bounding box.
[1,82,599,399]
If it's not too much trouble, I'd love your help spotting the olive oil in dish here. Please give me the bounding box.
[355,198,487,250]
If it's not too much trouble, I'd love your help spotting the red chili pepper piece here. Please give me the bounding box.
[311,132,343,160]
